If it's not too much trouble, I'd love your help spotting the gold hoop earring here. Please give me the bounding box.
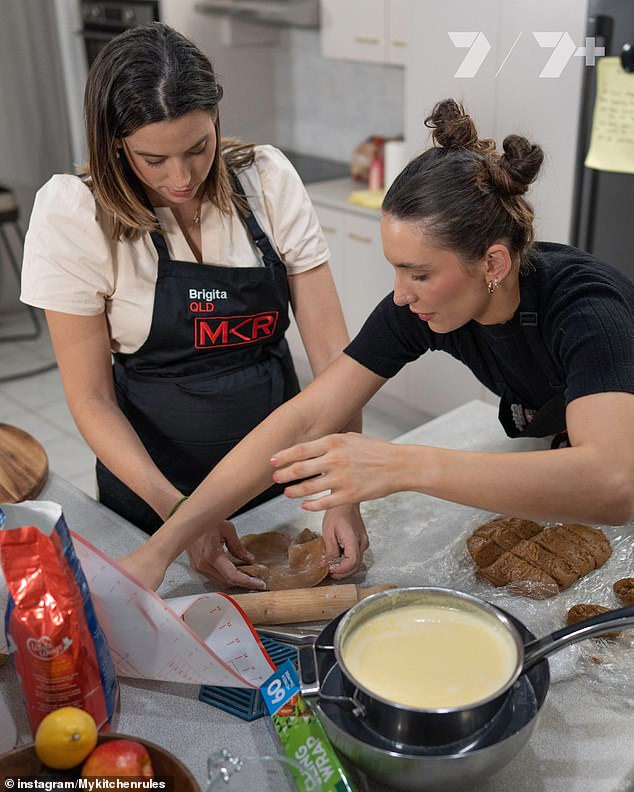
[487,277,499,295]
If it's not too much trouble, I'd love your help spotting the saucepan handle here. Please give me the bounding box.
[297,644,322,697]
[523,604,634,672]
[296,644,365,716]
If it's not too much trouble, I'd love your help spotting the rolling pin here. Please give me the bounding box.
[228,583,396,625]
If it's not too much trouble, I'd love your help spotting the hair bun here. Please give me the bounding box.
[493,134,544,196]
[425,98,495,153]
[485,135,544,196]
[425,99,476,149]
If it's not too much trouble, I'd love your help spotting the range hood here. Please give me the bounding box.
[194,0,320,29]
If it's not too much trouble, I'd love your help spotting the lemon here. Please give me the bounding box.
[35,706,98,769]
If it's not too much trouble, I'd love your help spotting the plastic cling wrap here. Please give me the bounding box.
[0,501,119,733]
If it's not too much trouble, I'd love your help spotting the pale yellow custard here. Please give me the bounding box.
[341,604,518,708]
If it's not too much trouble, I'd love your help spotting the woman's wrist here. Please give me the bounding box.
[153,486,186,521]
[398,443,438,495]
[167,495,188,519]
[324,501,361,516]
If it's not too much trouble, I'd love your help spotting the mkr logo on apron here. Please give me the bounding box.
[194,311,280,348]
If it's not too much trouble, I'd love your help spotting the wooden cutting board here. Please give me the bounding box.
[0,423,49,503]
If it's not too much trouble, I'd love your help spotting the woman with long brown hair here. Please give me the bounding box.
[21,23,367,585]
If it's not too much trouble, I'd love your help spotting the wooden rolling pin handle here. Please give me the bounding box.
[358,583,397,599]
[229,583,397,625]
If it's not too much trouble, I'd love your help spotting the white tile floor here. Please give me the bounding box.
[1,310,424,500]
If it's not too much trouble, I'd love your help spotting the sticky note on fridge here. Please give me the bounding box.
[585,57,634,174]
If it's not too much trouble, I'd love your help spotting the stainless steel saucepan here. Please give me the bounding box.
[314,587,634,747]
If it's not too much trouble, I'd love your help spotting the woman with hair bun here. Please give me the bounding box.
[120,98,634,592]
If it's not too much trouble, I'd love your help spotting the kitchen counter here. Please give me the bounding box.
[305,177,383,219]
[1,399,633,791]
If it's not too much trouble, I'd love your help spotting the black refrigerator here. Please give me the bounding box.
[572,0,634,282]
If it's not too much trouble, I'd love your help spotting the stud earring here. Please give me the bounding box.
[487,277,499,295]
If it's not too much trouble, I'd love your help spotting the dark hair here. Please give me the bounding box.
[83,22,254,240]
[382,99,544,272]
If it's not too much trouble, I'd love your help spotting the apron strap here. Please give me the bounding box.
[149,229,170,260]
[517,310,563,389]
[231,173,283,267]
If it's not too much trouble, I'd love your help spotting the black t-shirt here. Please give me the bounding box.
[345,242,634,412]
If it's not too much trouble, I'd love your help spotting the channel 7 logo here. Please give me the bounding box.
[449,32,605,78]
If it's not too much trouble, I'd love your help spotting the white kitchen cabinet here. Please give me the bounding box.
[320,0,385,63]
[319,0,409,66]
[286,200,407,405]
[285,204,392,376]
[315,204,346,301]
[336,211,411,407]
[387,0,409,66]
[339,212,392,338]
[491,0,587,244]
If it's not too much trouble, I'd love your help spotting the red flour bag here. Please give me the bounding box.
[0,501,118,733]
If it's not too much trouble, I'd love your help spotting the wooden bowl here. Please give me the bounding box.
[0,733,200,791]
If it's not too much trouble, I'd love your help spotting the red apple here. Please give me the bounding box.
[81,739,154,778]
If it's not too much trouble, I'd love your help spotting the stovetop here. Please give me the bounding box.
[281,149,350,184]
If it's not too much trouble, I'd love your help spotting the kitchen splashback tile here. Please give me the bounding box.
[272,28,405,163]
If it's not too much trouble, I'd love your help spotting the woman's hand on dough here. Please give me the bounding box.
[321,503,369,579]
[186,520,267,590]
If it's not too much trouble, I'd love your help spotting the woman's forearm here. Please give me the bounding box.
[406,392,634,525]
[401,443,630,525]
[71,396,182,519]
[46,310,183,520]
[290,263,362,436]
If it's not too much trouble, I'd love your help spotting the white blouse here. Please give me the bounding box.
[21,145,330,353]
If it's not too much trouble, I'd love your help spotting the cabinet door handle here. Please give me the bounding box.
[354,36,380,45]
[391,39,407,48]
[348,232,373,244]
[321,226,337,234]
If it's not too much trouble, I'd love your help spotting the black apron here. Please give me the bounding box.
[97,180,300,534]
[473,283,568,448]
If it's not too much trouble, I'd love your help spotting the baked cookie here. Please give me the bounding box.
[613,577,634,606]
[566,603,620,640]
